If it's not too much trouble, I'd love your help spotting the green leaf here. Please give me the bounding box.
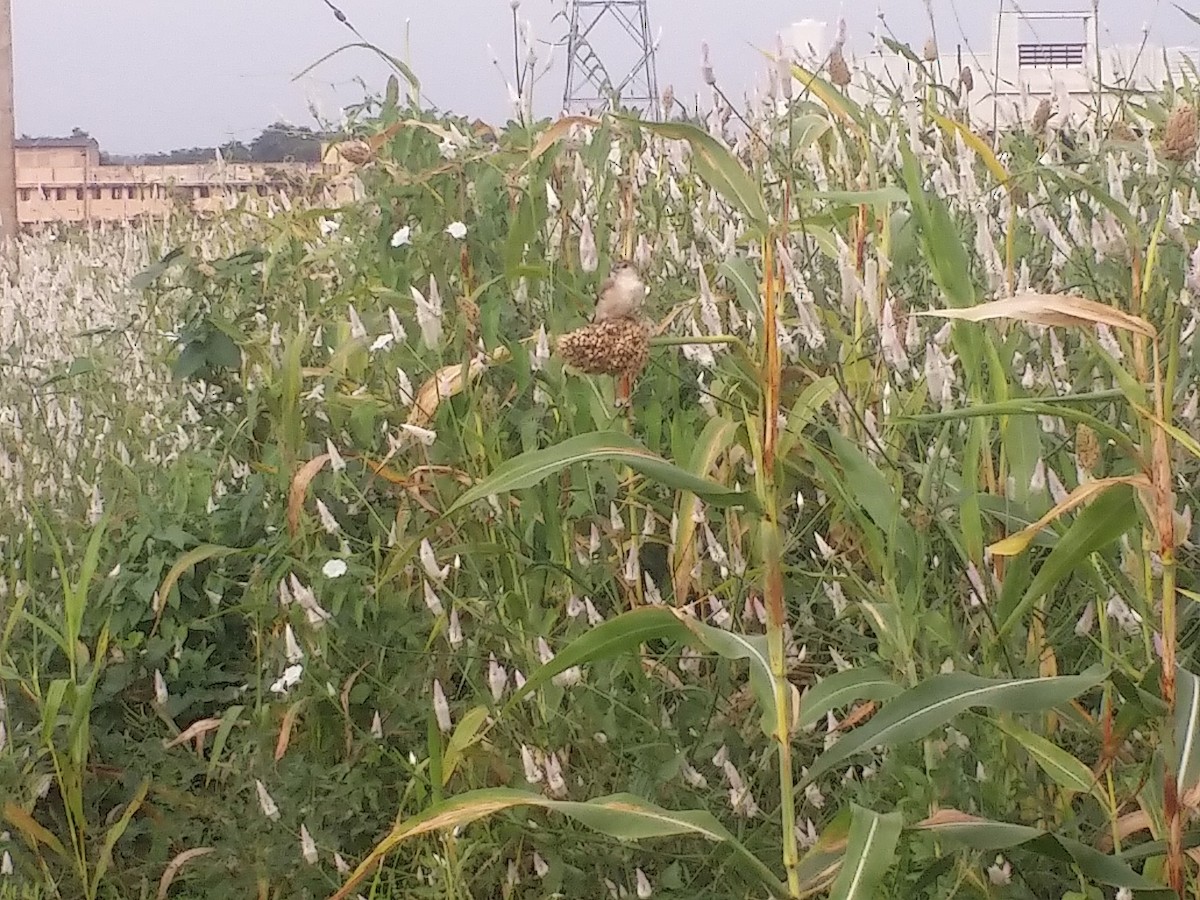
[913,811,1170,892]
[992,717,1096,794]
[803,671,1105,784]
[1173,667,1200,796]
[443,705,491,785]
[997,483,1139,637]
[798,667,903,731]
[798,187,909,207]
[447,431,760,516]
[330,788,789,900]
[130,247,185,290]
[673,416,740,602]
[1179,3,1200,27]
[91,778,150,892]
[680,619,778,739]
[626,119,769,227]
[506,608,691,709]
[717,256,762,319]
[829,805,903,900]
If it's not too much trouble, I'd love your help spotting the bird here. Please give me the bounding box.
[592,259,646,323]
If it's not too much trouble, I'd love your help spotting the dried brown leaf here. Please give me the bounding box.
[917,293,1155,339]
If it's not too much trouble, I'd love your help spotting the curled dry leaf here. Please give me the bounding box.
[162,718,223,751]
[987,475,1151,557]
[287,454,332,537]
[156,847,216,900]
[406,347,512,430]
[916,293,1156,339]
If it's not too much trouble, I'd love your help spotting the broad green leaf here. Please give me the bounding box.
[673,417,740,602]
[997,483,1139,637]
[293,41,420,95]
[717,256,762,319]
[779,376,839,457]
[447,431,760,516]
[788,63,865,130]
[798,187,909,207]
[1174,667,1200,796]
[681,618,779,739]
[330,788,789,900]
[803,670,1105,784]
[628,119,769,226]
[798,667,903,731]
[443,705,491,785]
[829,805,903,900]
[913,810,1169,892]
[992,718,1096,794]
[795,808,851,896]
[505,607,691,709]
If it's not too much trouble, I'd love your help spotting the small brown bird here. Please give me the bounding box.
[592,260,646,323]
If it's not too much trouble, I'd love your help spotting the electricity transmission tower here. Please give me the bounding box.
[561,0,659,116]
[0,0,15,241]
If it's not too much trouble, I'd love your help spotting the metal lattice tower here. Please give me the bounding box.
[561,0,659,116]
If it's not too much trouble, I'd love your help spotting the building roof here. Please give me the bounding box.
[16,136,100,150]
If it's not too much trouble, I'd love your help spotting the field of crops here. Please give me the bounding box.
[4,54,1200,899]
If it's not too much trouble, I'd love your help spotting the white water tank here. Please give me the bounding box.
[787,19,830,65]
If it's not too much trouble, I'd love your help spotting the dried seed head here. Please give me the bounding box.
[1110,121,1136,142]
[1031,98,1052,133]
[1164,103,1198,164]
[828,49,852,88]
[336,140,373,166]
[960,66,974,93]
[556,318,650,377]
[1075,423,1101,475]
[922,36,938,62]
[662,83,675,113]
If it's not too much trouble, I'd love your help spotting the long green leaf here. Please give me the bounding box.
[681,619,778,739]
[829,805,903,900]
[447,431,760,516]
[803,671,1105,784]
[505,607,691,710]
[913,811,1169,891]
[330,788,789,900]
[673,416,740,602]
[1174,667,1200,795]
[627,119,769,227]
[997,483,1139,637]
[992,718,1096,794]
[798,667,903,731]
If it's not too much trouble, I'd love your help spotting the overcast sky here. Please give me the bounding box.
[18,0,1195,154]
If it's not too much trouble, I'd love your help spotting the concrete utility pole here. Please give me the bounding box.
[0,0,17,241]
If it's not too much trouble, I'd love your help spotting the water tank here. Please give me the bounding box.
[787,20,830,65]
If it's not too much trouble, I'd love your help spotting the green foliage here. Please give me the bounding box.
[5,49,1200,900]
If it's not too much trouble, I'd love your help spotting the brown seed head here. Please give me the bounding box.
[1110,121,1136,142]
[1164,103,1198,164]
[556,318,650,377]
[828,49,852,88]
[922,36,938,62]
[336,140,373,166]
[960,66,974,93]
[1032,98,1052,133]
[1075,423,1101,476]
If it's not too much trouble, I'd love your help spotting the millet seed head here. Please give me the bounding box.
[1164,103,1198,164]
[556,318,650,377]
[828,50,852,88]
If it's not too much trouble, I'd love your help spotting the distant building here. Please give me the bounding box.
[16,135,343,226]
[786,4,1200,129]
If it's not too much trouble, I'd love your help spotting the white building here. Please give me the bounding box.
[786,4,1200,130]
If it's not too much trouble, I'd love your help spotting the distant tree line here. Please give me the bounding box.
[89,122,329,166]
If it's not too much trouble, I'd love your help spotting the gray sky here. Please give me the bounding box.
[18,0,1195,154]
